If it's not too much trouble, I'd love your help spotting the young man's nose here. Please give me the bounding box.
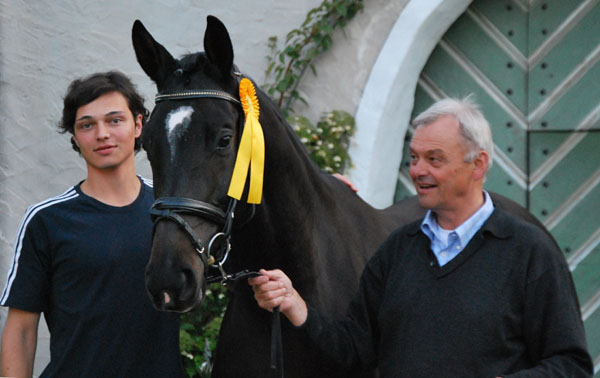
[96,122,110,139]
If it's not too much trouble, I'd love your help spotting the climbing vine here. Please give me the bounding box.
[180,1,363,376]
[264,0,364,115]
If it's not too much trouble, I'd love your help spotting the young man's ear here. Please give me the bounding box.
[134,114,143,137]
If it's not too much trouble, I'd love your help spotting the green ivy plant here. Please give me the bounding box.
[180,1,363,376]
[290,110,355,173]
[264,0,364,115]
[180,283,228,378]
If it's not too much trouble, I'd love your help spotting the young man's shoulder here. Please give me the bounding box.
[23,186,80,219]
[139,176,153,188]
[139,176,154,195]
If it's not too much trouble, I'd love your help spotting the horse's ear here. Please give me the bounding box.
[204,16,234,79]
[132,20,177,85]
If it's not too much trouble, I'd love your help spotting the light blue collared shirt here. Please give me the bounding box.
[421,191,494,266]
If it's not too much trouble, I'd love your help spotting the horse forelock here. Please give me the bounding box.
[173,52,238,89]
[178,52,207,72]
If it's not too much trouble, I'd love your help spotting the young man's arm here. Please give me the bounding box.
[1,307,40,378]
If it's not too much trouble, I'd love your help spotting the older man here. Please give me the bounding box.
[249,97,593,377]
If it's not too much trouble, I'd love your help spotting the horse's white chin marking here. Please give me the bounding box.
[165,106,194,161]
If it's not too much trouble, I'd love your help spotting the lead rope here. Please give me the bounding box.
[210,200,283,377]
[215,270,283,377]
[271,306,284,378]
[208,203,284,376]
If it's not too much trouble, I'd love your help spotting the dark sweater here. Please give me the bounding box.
[301,208,593,377]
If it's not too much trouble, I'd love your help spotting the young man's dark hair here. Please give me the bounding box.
[58,70,149,153]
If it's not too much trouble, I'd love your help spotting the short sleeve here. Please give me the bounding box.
[1,211,51,312]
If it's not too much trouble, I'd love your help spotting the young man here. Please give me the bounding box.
[0,71,183,377]
[250,97,593,377]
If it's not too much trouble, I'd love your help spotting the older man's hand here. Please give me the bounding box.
[249,269,308,327]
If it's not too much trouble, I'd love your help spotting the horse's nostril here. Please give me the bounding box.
[179,269,199,302]
[163,291,172,305]
[155,290,176,311]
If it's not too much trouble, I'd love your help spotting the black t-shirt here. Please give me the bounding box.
[1,177,183,378]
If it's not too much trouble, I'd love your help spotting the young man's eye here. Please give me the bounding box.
[111,118,122,124]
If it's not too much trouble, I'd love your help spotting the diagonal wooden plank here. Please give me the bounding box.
[528,43,600,125]
[417,74,446,102]
[569,226,600,271]
[494,146,528,189]
[583,288,600,322]
[439,38,528,129]
[543,166,600,231]
[530,103,600,188]
[529,0,599,67]
[466,7,528,70]
[513,0,529,12]
[396,170,417,196]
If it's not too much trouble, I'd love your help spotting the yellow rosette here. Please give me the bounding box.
[227,78,265,204]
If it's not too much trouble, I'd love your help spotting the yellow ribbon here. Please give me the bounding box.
[227,78,265,204]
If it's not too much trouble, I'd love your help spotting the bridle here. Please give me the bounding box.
[148,76,284,378]
[149,196,249,284]
[148,82,257,285]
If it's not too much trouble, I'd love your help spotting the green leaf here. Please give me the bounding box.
[276,76,294,92]
[336,4,348,17]
[265,61,275,77]
[321,22,334,34]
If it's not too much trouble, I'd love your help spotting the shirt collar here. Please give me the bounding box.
[421,190,495,247]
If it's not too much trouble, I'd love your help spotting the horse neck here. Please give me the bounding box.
[262,97,331,214]
[231,96,333,274]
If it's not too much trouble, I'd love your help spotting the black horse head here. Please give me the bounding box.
[132,17,247,312]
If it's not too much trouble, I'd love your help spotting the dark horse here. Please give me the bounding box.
[132,16,550,378]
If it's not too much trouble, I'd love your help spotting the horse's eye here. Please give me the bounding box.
[217,135,232,149]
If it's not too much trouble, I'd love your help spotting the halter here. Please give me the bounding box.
[149,81,284,378]
[149,84,256,285]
